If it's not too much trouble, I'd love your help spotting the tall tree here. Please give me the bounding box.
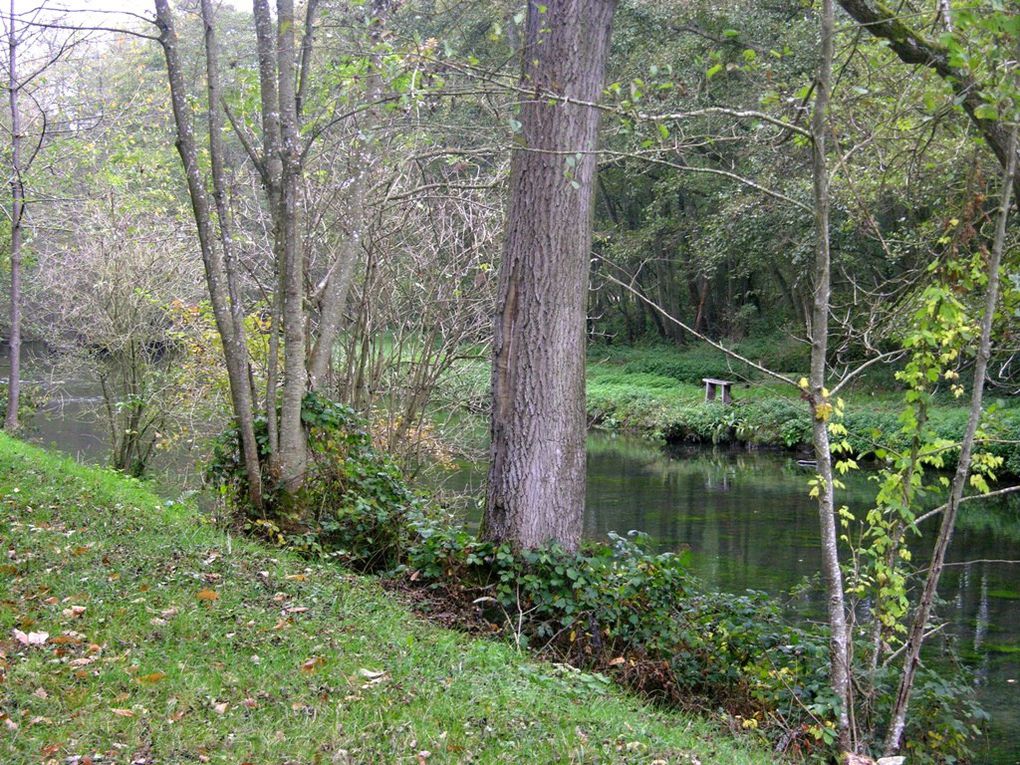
[483,0,616,551]
[805,0,852,752]
[3,0,23,432]
[154,0,264,508]
[2,1,82,431]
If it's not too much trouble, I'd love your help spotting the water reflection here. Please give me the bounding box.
[443,433,1019,763]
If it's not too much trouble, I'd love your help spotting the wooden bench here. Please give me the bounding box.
[702,378,733,404]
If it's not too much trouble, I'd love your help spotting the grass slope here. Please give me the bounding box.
[0,434,773,765]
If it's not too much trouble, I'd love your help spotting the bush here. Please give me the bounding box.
[405,522,982,763]
[0,381,46,428]
[206,392,420,570]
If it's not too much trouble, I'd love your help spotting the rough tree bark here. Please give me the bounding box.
[883,125,1017,758]
[807,0,853,752]
[483,0,616,551]
[3,0,22,432]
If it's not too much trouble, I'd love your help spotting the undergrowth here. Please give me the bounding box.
[203,400,987,764]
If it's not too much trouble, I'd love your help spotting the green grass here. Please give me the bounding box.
[0,434,774,764]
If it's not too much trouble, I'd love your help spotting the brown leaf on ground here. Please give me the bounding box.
[196,589,219,602]
[301,657,326,674]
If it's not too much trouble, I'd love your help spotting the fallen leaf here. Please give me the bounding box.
[160,607,179,619]
[62,605,86,619]
[33,687,49,699]
[607,656,626,667]
[212,701,228,715]
[137,672,166,685]
[301,657,325,674]
[285,574,307,581]
[12,629,48,646]
[196,589,219,602]
[357,668,386,680]
[110,708,135,718]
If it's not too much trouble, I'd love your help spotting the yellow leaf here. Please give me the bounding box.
[137,672,167,685]
[196,589,219,602]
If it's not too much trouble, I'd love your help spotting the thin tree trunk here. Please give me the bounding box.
[199,0,263,508]
[253,0,285,469]
[4,0,22,432]
[154,0,263,508]
[275,0,308,492]
[808,0,853,752]
[884,124,1017,758]
[308,169,364,391]
[483,0,616,551]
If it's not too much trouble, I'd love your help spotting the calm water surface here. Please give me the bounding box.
[445,433,1020,764]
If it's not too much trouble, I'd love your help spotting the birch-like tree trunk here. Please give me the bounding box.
[3,0,22,432]
[483,0,616,551]
[883,124,1018,758]
[808,0,853,751]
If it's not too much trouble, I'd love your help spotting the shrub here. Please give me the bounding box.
[206,392,420,570]
[404,521,982,763]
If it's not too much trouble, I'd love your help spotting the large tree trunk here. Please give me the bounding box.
[483,0,616,551]
[4,0,22,433]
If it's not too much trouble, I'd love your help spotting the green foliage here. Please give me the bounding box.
[0,433,779,765]
[0,381,46,428]
[404,520,982,763]
[207,393,419,570]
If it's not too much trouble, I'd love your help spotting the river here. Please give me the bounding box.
[443,433,1020,765]
[4,349,1017,762]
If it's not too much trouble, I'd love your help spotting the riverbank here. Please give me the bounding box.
[584,345,1020,477]
[0,434,775,764]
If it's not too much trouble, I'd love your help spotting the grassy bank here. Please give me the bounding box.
[585,345,1020,476]
[0,433,774,764]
